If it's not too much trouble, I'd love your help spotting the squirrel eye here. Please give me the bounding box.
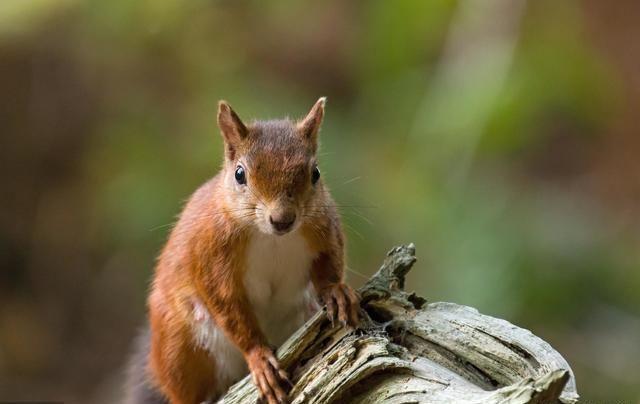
[311,165,320,185]
[235,165,246,185]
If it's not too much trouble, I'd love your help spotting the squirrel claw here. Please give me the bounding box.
[248,346,290,404]
[321,283,361,329]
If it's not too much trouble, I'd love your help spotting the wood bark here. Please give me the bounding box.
[219,244,579,403]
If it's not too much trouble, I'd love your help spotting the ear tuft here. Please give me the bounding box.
[298,97,326,143]
[217,100,247,160]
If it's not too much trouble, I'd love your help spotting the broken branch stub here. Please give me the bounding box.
[220,244,579,404]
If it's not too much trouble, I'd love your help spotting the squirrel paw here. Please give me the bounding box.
[320,283,361,328]
[247,346,291,404]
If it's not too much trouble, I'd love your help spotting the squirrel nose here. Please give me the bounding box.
[269,213,296,233]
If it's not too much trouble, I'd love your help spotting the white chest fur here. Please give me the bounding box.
[190,228,316,394]
[243,228,316,344]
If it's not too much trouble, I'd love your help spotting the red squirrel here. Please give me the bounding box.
[125,98,360,404]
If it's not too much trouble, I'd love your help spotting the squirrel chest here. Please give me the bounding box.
[243,228,316,340]
[191,228,315,387]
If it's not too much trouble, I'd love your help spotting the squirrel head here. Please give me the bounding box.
[216,97,327,236]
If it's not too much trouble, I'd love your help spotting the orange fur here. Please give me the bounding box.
[144,98,359,404]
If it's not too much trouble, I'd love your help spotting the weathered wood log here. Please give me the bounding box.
[220,244,579,403]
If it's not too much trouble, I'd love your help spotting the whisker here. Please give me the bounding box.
[345,266,369,281]
[304,204,378,209]
[148,222,178,232]
[342,221,364,240]
[303,207,373,228]
[341,176,362,185]
[149,206,259,232]
[346,209,373,225]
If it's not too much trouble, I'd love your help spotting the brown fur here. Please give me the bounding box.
[132,98,359,404]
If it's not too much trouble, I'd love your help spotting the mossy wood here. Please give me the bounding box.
[219,244,579,404]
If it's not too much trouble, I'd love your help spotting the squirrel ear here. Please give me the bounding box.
[298,97,326,143]
[217,101,247,160]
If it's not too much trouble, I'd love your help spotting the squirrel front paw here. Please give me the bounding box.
[246,345,291,404]
[320,283,360,327]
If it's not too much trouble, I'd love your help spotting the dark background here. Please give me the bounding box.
[1,0,639,402]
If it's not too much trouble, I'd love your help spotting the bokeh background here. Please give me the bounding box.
[1,0,639,402]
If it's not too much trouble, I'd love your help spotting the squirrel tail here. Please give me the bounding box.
[123,325,168,404]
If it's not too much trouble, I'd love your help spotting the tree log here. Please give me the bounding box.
[219,244,579,403]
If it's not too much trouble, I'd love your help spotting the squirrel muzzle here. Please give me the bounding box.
[268,205,297,234]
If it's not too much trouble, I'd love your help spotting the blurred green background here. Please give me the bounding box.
[1,0,639,402]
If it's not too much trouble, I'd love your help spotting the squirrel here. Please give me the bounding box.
[125,98,360,404]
